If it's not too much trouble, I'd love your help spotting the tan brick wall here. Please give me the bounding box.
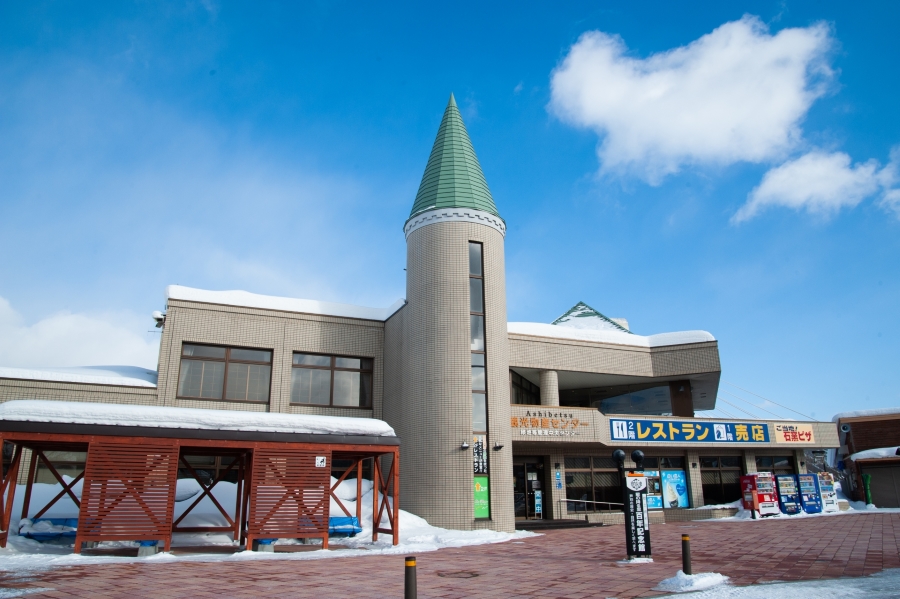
[539,370,559,407]
[157,299,384,419]
[0,378,159,406]
[508,335,720,379]
[383,220,513,533]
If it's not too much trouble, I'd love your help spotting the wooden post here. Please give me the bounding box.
[0,444,23,548]
[372,457,379,542]
[356,459,362,524]
[393,448,400,546]
[20,450,38,520]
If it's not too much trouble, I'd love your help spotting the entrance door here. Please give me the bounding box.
[513,458,545,519]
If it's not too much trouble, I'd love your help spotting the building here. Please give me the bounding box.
[833,409,900,508]
[1,95,840,533]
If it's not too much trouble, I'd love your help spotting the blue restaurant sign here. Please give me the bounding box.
[610,419,770,443]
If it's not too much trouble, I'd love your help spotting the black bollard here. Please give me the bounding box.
[405,556,417,599]
[682,534,692,575]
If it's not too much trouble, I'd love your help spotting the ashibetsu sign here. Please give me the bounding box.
[610,418,770,443]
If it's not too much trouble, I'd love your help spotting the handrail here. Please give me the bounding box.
[558,498,624,513]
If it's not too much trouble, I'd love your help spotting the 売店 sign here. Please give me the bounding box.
[773,423,815,444]
[610,418,770,443]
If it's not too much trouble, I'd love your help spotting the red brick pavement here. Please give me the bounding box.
[1,513,898,598]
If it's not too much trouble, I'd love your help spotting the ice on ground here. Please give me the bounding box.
[0,400,396,437]
[0,366,157,388]
[166,285,406,322]
[849,446,900,461]
[0,477,536,572]
[654,568,900,598]
[654,571,729,594]
[508,321,714,348]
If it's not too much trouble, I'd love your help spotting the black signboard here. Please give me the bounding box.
[623,471,651,558]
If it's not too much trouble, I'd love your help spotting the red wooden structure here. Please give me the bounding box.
[0,423,399,552]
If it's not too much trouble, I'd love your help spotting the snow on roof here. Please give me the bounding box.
[0,366,157,388]
[552,301,631,333]
[849,446,900,461]
[832,407,900,422]
[0,400,396,437]
[166,285,406,322]
[507,321,715,348]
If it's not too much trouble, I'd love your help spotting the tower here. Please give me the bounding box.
[383,94,513,532]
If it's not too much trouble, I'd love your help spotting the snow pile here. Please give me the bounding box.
[0,476,536,571]
[18,519,77,536]
[508,321,715,348]
[849,446,900,461]
[655,571,730,593]
[166,285,406,322]
[0,400,396,437]
[0,366,157,388]
[664,568,900,598]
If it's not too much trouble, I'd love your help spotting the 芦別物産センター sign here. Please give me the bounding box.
[610,419,770,443]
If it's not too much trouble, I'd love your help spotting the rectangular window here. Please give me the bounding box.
[564,456,623,512]
[510,371,540,405]
[290,353,373,408]
[470,241,489,519]
[177,343,272,403]
[700,455,743,505]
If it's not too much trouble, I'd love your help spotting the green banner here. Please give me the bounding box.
[474,475,490,518]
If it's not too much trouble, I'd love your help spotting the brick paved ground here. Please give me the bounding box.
[1,513,898,598]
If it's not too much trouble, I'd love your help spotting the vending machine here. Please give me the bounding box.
[775,474,802,514]
[798,474,822,514]
[740,473,780,517]
[817,472,840,513]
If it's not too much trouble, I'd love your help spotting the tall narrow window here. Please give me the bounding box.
[469,241,490,519]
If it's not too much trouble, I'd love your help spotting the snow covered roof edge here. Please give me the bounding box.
[0,366,157,388]
[832,407,900,422]
[0,400,396,437]
[166,285,406,322]
[508,322,715,348]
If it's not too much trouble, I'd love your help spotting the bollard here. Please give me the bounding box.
[405,556,417,599]
[681,534,691,575]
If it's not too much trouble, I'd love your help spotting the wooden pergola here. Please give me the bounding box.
[0,419,399,552]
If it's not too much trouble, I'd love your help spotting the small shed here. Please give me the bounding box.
[0,400,399,551]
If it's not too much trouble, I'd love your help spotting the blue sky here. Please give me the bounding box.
[1,1,898,420]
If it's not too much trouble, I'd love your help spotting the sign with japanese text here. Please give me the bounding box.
[623,472,651,557]
[511,410,590,437]
[610,419,770,443]
[773,423,815,444]
[473,476,490,518]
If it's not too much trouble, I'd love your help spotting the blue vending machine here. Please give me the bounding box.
[775,474,802,514]
[798,474,822,514]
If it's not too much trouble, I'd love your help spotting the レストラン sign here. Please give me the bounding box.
[610,419,770,443]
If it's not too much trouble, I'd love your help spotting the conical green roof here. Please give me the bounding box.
[408,94,500,221]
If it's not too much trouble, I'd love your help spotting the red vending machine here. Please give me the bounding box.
[741,473,780,517]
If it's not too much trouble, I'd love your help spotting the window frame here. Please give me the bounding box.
[289,352,374,409]
[564,456,623,512]
[699,454,744,505]
[176,343,273,404]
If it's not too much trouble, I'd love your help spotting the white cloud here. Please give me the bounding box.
[0,296,159,369]
[549,16,833,182]
[733,150,900,222]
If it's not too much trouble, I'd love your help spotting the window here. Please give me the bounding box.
[290,353,373,408]
[470,241,490,519]
[756,456,794,475]
[510,371,540,405]
[700,456,743,505]
[177,344,272,403]
[564,456,623,512]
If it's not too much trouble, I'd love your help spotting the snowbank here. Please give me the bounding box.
[849,446,900,461]
[655,571,730,594]
[0,400,395,437]
[0,477,535,572]
[0,366,157,388]
[507,321,714,348]
[166,285,406,322]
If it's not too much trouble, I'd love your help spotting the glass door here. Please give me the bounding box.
[513,458,545,519]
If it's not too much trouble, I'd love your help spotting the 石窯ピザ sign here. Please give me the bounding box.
[610,418,770,443]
